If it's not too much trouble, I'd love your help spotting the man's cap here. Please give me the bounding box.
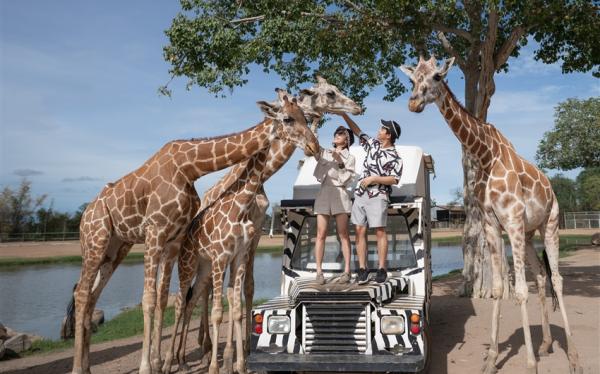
[334,125,355,146]
[380,119,401,139]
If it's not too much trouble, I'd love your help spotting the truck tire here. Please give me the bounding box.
[418,326,432,374]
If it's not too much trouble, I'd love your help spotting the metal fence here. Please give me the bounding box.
[563,211,600,229]
[0,231,80,242]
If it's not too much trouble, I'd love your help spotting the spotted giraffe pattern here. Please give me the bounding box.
[70,105,320,374]
[166,83,362,373]
[161,97,318,374]
[400,56,581,374]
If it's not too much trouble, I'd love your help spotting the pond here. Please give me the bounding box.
[0,241,510,340]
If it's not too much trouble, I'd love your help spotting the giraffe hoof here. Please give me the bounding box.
[151,357,164,372]
[526,364,537,374]
[235,361,247,374]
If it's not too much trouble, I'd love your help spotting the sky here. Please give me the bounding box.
[1,1,598,214]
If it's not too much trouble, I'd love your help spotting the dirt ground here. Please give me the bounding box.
[0,246,598,374]
[1,229,596,259]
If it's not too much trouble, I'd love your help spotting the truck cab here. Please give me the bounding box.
[248,146,435,373]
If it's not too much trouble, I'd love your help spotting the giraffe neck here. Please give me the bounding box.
[173,119,275,181]
[435,82,498,170]
[233,147,270,199]
[199,138,295,211]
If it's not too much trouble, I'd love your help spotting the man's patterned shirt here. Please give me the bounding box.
[354,133,403,198]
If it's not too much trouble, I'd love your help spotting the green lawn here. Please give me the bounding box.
[22,298,269,357]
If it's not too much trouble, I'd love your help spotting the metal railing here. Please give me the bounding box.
[563,211,600,229]
[0,232,80,243]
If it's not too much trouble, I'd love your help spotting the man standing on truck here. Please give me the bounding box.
[339,113,403,284]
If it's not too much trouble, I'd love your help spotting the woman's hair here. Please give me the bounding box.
[333,126,354,149]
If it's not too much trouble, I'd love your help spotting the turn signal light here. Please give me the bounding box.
[410,324,421,335]
[410,313,420,324]
[254,324,263,334]
[254,314,264,324]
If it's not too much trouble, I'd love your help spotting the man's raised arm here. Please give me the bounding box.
[340,113,363,136]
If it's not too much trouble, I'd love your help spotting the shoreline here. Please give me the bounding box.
[0,231,594,268]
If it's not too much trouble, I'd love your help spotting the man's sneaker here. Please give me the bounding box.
[357,268,370,284]
[315,272,325,285]
[375,268,387,283]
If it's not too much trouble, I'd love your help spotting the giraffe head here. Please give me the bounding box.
[298,76,363,118]
[400,56,455,113]
[257,95,320,156]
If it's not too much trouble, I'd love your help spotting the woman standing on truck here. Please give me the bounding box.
[313,126,356,284]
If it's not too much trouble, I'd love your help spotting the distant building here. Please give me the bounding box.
[431,204,466,229]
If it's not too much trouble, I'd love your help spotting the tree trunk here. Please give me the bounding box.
[459,69,511,299]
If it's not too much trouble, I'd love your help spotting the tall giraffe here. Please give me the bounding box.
[69,105,319,374]
[400,56,582,374]
[161,96,317,374]
[167,82,362,372]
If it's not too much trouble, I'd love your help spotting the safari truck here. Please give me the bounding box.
[248,146,435,373]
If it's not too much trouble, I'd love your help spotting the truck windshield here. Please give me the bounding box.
[290,214,418,272]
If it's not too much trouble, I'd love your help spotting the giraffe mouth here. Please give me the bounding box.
[409,100,425,113]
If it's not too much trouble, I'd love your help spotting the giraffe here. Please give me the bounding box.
[166,82,362,372]
[399,56,582,374]
[161,95,318,374]
[68,102,319,374]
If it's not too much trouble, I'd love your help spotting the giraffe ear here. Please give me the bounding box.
[257,101,278,119]
[275,87,291,101]
[399,65,415,78]
[437,57,455,77]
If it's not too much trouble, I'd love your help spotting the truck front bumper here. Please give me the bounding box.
[247,353,425,372]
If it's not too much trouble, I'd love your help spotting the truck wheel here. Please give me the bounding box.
[418,326,432,374]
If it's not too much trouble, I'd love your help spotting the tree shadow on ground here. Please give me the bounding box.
[428,294,476,374]
[2,340,141,374]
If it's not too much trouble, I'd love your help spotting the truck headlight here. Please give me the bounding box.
[267,315,290,334]
[381,316,405,335]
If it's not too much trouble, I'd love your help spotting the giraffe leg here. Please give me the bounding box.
[524,233,552,356]
[176,261,211,372]
[138,229,162,374]
[197,287,212,359]
[481,213,503,374]
[506,219,537,374]
[72,209,112,374]
[543,202,582,374]
[243,243,257,356]
[82,238,132,370]
[151,243,179,372]
[209,256,228,374]
[222,281,235,374]
[162,245,200,374]
[233,259,248,374]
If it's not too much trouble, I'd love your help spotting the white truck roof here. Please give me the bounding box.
[293,145,434,200]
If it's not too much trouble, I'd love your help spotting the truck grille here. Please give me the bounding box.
[303,303,369,354]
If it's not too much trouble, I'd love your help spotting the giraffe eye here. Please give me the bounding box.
[433,73,442,81]
[283,117,294,124]
[326,91,335,98]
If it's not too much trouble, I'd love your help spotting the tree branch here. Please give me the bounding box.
[494,25,527,70]
[230,15,265,24]
[436,31,466,68]
[432,24,475,43]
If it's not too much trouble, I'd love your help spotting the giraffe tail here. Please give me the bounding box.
[60,283,77,340]
[542,250,558,311]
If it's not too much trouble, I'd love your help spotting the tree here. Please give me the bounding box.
[548,174,578,228]
[164,0,599,297]
[536,97,600,170]
[447,187,464,207]
[0,179,47,237]
[576,167,600,210]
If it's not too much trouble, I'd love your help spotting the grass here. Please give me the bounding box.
[20,298,269,357]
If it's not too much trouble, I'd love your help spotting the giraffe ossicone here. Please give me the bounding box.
[400,56,582,374]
